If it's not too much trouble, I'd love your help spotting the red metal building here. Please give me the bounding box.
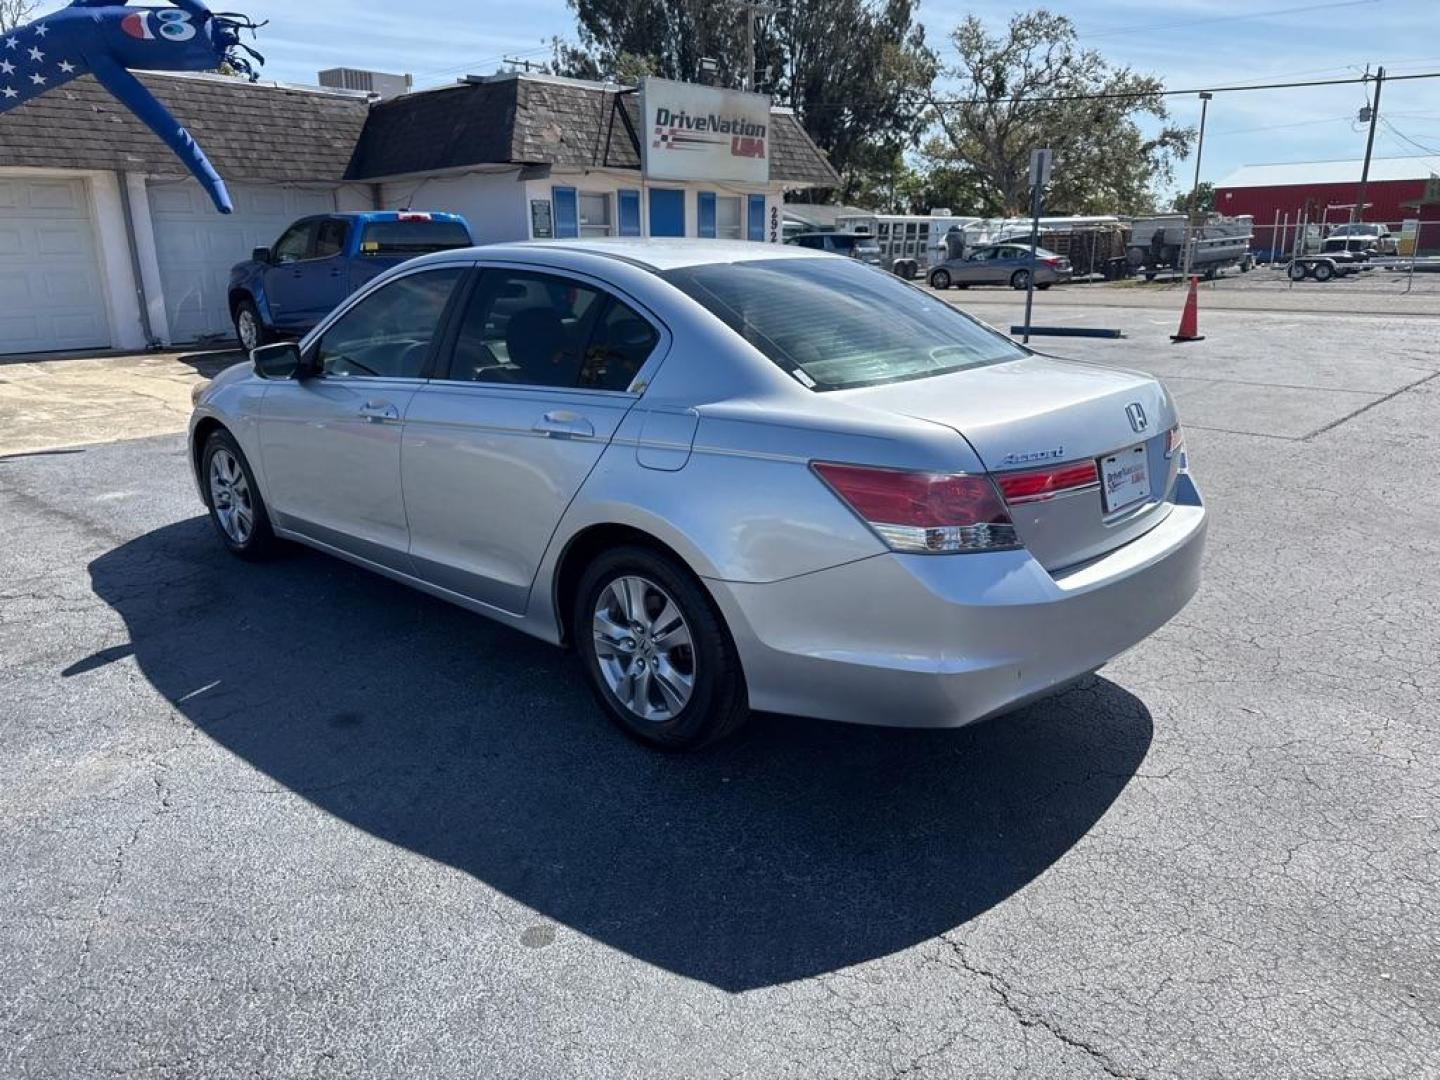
[1213,156,1436,257]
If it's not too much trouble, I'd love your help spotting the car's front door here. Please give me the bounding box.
[286,217,352,325]
[261,219,319,330]
[954,246,996,283]
[258,266,467,571]
[402,266,663,613]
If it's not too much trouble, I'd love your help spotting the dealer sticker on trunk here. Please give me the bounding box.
[1100,445,1150,514]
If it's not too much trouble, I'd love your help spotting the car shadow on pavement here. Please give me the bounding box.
[87,517,1154,993]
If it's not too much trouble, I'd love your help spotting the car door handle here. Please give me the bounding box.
[533,410,594,439]
[358,401,400,423]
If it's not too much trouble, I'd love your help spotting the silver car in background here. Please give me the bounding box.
[190,239,1205,749]
[929,242,1074,291]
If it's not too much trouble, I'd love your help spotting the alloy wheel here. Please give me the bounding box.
[237,309,259,351]
[208,447,255,545]
[592,575,696,722]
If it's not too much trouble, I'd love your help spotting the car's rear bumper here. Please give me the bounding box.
[707,474,1206,728]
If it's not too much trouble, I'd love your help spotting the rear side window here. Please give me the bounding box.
[314,219,349,258]
[663,257,1025,391]
[581,300,659,391]
[360,219,472,256]
[447,270,605,387]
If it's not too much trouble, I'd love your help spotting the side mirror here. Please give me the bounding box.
[252,342,305,380]
[251,247,273,264]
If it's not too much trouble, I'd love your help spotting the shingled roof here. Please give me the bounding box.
[346,73,841,188]
[0,70,840,189]
[0,72,369,182]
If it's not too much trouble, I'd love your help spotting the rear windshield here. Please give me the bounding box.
[360,220,472,256]
[662,257,1026,391]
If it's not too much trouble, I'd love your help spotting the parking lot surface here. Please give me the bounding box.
[3,300,1438,1078]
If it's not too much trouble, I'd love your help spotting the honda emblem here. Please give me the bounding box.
[1126,402,1148,433]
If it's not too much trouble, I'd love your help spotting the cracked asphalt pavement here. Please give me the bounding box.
[2,302,1438,1078]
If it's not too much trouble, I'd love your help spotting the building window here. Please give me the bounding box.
[579,192,613,237]
[715,195,743,240]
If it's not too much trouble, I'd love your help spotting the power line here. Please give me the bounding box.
[913,69,1440,110]
[1380,118,1440,156]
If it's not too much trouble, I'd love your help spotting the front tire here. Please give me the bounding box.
[576,546,748,750]
[202,429,278,561]
[233,297,270,353]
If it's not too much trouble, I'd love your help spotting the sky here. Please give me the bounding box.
[28,0,1440,190]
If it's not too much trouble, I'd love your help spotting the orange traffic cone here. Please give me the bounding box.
[1171,276,1205,343]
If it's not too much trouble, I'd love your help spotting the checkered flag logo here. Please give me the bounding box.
[652,126,672,149]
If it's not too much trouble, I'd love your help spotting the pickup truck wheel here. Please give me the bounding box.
[233,298,269,353]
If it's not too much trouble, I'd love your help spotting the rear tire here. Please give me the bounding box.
[233,297,270,353]
[575,545,748,750]
[1010,269,1031,290]
[1312,262,1335,282]
[1288,262,1309,281]
[202,429,278,561]
[929,269,951,290]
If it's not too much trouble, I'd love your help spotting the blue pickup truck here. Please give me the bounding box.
[228,211,473,351]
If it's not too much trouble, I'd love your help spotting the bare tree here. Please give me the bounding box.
[0,0,40,33]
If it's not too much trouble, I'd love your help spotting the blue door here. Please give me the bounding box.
[553,187,578,238]
[697,192,717,239]
[748,195,766,241]
[618,190,641,236]
[649,188,685,237]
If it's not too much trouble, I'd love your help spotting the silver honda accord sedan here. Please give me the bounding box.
[190,239,1206,749]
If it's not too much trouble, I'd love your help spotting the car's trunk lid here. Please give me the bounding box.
[837,354,1181,571]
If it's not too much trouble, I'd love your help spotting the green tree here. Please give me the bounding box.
[926,9,1193,216]
[1173,181,1215,214]
[553,0,935,201]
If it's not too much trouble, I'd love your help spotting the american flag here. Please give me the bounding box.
[0,20,87,115]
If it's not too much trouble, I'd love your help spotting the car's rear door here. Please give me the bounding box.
[401,264,666,614]
[286,217,352,325]
[258,265,467,571]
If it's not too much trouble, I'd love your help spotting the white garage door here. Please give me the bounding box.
[0,177,110,355]
[147,181,339,344]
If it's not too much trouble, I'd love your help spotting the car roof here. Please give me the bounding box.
[331,211,468,223]
[443,238,830,272]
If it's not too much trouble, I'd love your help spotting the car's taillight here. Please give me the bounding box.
[811,462,1019,554]
[995,460,1099,505]
[1165,423,1185,459]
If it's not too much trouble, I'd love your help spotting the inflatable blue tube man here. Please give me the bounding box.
[0,1,263,213]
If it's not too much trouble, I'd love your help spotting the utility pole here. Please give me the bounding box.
[1351,66,1385,226]
[734,1,777,92]
[503,56,542,73]
[1181,91,1213,279]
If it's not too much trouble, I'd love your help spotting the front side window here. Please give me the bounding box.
[579,193,613,238]
[663,257,1026,391]
[273,221,315,263]
[447,270,605,387]
[314,269,463,379]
